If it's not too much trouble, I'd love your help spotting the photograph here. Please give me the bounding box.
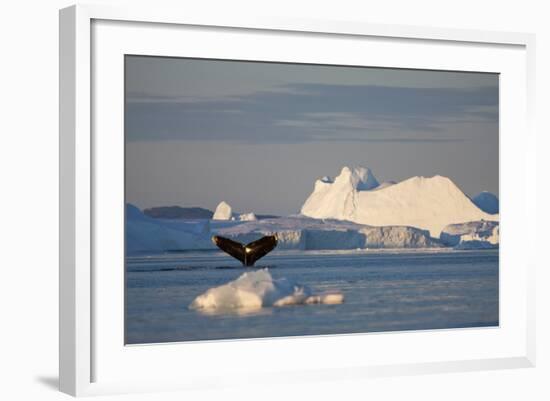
[124,55,499,344]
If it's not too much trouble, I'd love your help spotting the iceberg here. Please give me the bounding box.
[301,166,499,237]
[126,165,500,253]
[126,204,213,254]
[212,201,259,222]
[189,269,344,312]
[360,226,440,248]
[472,191,499,214]
[213,201,233,220]
[238,212,257,221]
[126,209,443,254]
[440,220,499,249]
[215,216,441,250]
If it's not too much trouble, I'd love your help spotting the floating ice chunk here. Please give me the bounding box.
[213,201,233,220]
[307,293,345,304]
[272,287,310,307]
[238,212,257,221]
[189,269,343,312]
[319,293,345,304]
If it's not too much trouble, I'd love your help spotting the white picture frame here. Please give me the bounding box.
[59,4,536,397]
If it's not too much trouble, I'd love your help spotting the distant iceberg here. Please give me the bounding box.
[126,204,213,254]
[215,216,441,250]
[301,166,499,237]
[126,204,497,253]
[472,191,499,214]
[238,212,257,221]
[212,201,258,222]
[440,220,499,249]
[213,201,234,220]
[189,269,344,313]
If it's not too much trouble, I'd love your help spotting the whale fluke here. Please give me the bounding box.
[211,235,278,266]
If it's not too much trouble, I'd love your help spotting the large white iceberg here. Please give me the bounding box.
[301,166,499,237]
[189,269,344,312]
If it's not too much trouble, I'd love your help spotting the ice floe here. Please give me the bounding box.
[189,269,344,312]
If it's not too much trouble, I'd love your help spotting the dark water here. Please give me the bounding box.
[125,249,499,344]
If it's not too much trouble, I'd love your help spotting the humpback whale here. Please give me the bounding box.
[211,235,278,266]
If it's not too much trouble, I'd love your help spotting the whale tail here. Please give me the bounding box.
[211,235,278,266]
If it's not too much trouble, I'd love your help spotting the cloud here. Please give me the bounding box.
[125,83,498,144]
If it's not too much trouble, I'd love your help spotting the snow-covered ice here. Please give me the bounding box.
[238,212,257,221]
[126,204,213,253]
[215,216,441,250]
[189,269,344,312]
[440,220,499,249]
[301,166,499,236]
[361,225,440,248]
[213,201,233,220]
[212,201,259,222]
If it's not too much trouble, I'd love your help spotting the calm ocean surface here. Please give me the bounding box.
[125,249,499,344]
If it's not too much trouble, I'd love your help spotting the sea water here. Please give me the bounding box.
[125,249,498,344]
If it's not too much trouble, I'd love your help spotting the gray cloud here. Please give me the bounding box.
[126,83,497,144]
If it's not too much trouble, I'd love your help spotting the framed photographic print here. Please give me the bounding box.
[59,4,536,397]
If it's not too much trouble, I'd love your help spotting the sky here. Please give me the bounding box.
[125,55,499,215]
